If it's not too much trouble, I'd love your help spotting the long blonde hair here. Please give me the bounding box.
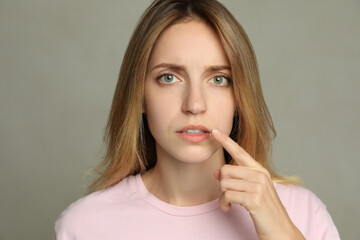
[89,0,299,192]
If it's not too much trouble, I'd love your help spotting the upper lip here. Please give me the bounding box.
[177,125,210,133]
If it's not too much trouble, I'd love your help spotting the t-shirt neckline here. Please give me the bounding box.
[133,174,220,216]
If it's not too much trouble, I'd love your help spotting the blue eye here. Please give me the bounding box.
[157,74,179,84]
[210,75,231,86]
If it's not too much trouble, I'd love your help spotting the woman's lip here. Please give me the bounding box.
[176,124,210,133]
[177,132,210,143]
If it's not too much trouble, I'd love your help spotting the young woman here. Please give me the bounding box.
[55,0,340,239]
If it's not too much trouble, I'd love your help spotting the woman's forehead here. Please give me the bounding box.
[147,20,230,70]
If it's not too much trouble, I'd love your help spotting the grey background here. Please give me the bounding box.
[0,0,359,239]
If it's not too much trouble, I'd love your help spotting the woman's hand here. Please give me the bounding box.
[211,128,305,240]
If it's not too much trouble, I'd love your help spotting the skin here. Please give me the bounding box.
[142,20,305,240]
[142,19,235,206]
[211,128,305,239]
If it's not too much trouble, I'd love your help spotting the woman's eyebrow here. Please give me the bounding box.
[149,63,231,72]
[150,63,186,72]
[206,65,231,72]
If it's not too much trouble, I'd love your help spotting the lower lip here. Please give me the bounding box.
[177,132,210,142]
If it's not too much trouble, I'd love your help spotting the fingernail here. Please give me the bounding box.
[211,128,218,136]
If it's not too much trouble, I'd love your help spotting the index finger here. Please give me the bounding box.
[211,128,261,168]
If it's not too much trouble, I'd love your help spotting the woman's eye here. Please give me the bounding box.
[157,74,179,84]
[209,75,231,86]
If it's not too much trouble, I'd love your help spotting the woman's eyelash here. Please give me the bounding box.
[156,73,178,81]
[155,73,232,86]
[156,73,172,80]
[210,75,232,86]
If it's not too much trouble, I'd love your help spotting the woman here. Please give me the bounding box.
[55,0,340,239]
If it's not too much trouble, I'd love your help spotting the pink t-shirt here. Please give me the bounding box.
[55,174,340,239]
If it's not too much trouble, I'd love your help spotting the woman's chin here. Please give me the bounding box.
[172,148,219,164]
[155,141,223,165]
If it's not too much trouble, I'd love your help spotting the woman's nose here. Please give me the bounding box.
[181,83,207,115]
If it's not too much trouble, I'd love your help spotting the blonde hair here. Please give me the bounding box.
[88,0,299,192]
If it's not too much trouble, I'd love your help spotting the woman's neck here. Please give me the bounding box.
[141,146,225,206]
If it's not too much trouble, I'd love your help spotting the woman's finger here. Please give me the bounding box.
[219,177,260,193]
[214,169,221,180]
[218,191,232,212]
[219,164,271,183]
[219,190,251,212]
[211,128,261,168]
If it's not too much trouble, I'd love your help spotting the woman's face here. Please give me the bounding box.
[144,20,236,164]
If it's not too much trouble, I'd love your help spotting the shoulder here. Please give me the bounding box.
[274,182,327,219]
[54,175,138,239]
[274,183,323,209]
[274,183,340,239]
